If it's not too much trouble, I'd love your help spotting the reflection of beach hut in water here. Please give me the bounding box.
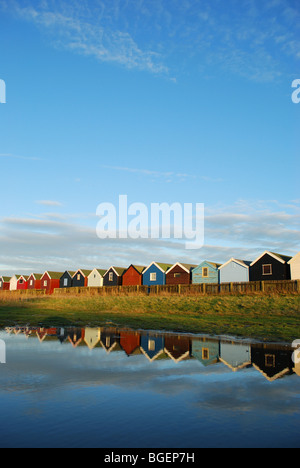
[191,338,219,366]
[24,327,34,339]
[36,328,48,342]
[251,344,293,381]
[100,328,120,353]
[164,335,190,363]
[45,328,58,338]
[293,346,300,377]
[67,328,85,348]
[120,331,141,356]
[219,340,251,371]
[57,327,68,344]
[84,328,101,349]
[140,333,165,362]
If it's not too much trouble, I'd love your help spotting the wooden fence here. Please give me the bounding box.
[1,279,299,299]
[53,279,300,296]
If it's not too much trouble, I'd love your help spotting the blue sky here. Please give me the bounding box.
[0,0,299,275]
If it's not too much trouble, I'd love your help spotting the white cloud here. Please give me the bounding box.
[0,198,299,276]
[205,199,300,255]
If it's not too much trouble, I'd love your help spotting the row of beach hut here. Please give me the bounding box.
[5,325,299,380]
[1,251,300,294]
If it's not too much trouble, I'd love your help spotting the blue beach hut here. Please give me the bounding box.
[142,262,173,286]
[140,333,165,362]
[219,258,251,283]
[191,338,220,367]
[192,261,222,284]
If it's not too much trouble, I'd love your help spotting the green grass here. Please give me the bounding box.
[0,293,299,342]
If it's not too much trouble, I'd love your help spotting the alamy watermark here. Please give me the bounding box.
[0,79,6,104]
[292,340,300,365]
[0,339,6,364]
[291,79,300,104]
[96,195,204,250]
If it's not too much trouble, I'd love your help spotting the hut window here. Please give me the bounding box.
[109,272,114,281]
[148,340,155,351]
[77,274,81,280]
[44,281,47,287]
[262,264,272,275]
[30,280,33,286]
[150,273,157,282]
[174,273,181,278]
[64,278,68,286]
[202,348,209,360]
[265,354,275,367]
[202,267,209,277]
[0,281,2,287]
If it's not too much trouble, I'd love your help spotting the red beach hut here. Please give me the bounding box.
[0,276,11,291]
[41,271,63,294]
[17,275,28,290]
[122,265,146,286]
[27,273,42,290]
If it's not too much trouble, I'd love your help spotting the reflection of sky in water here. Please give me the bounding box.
[0,331,299,448]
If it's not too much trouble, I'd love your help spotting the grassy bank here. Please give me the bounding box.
[0,293,299,342]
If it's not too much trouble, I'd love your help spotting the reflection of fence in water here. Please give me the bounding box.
[3,325,299,380]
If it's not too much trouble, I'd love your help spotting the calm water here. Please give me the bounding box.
[0,325,299,448]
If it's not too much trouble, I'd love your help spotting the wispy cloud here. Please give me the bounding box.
[0,0,168,75]
[164,0,300,82]
[0,153,42,161]
[205,199,300,254]
[36,200,63,207]
[102,165,196,182]
[1,0,298,82]
[102,165,223,183]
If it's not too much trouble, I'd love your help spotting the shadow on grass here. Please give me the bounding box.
[0,309,79,328]
[37,316,78,327]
